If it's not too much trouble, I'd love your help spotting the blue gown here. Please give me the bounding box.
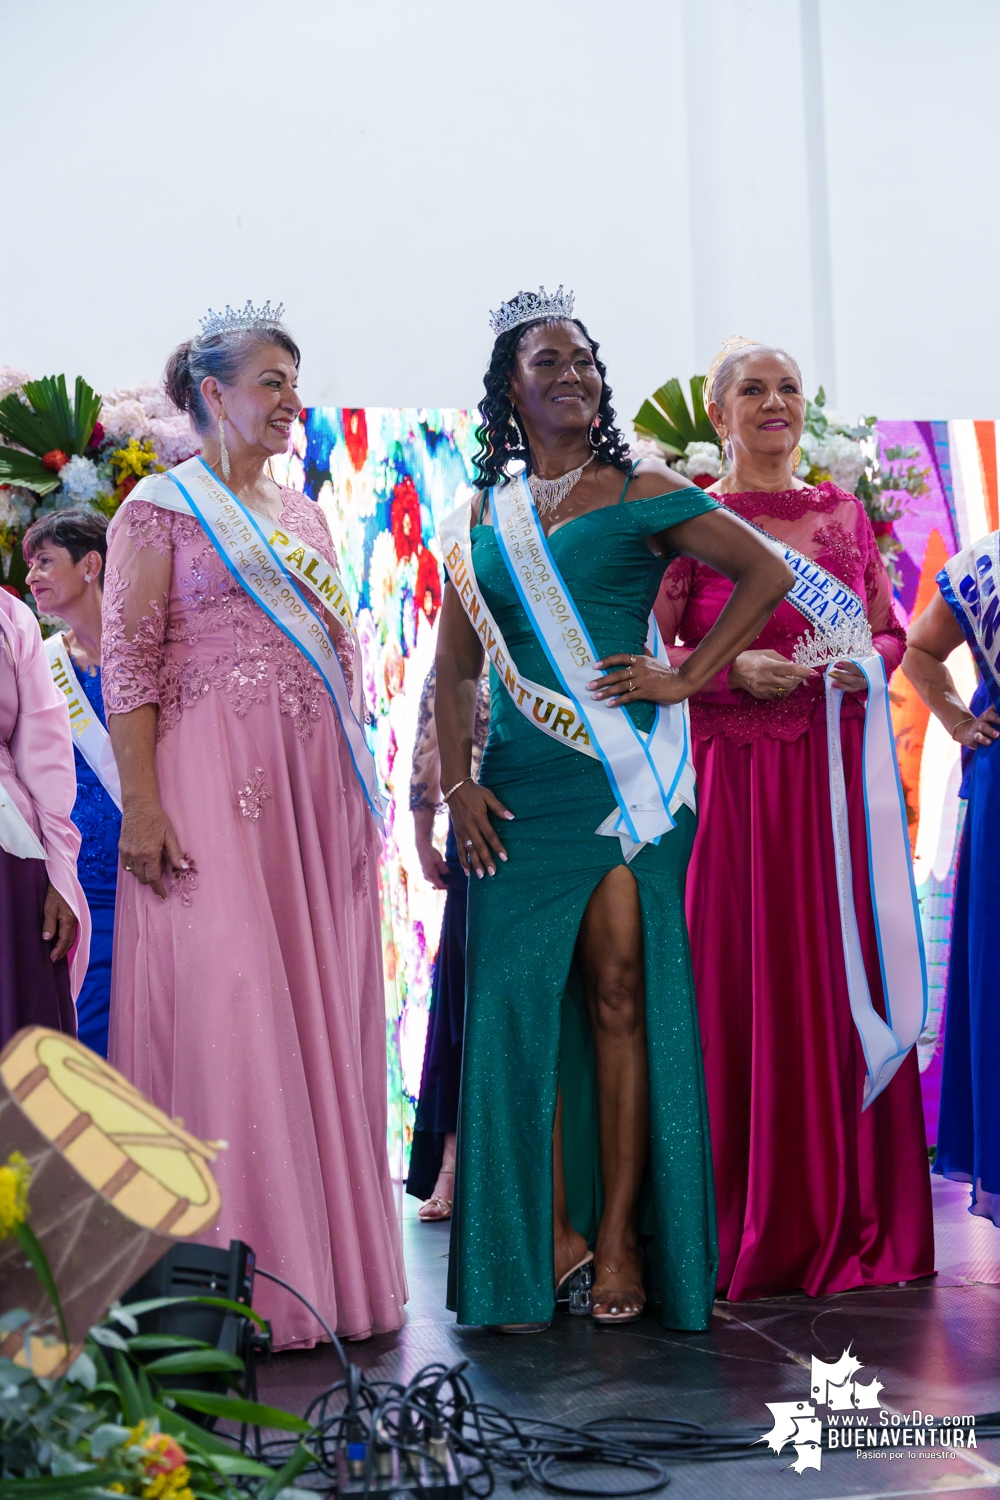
[70,663,121,1057]
[934,678,1000,1219]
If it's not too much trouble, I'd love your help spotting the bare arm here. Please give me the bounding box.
[903,590,999,748]
[434,579,511,879]
[592,509,795,706]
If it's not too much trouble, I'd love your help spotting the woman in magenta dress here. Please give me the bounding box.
[103,310,405,1346]
[655,339,934,1299]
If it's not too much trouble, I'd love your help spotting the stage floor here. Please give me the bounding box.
[259,1175,1000,1497]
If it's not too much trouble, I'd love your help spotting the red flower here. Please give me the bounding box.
[142,1434,187,1475]
[870,520,895,536]
[691,473,716,490]
[87,422,105,451]
[1,584,21,598]
[416,547,441,623]
[42,450,68,472]
[343,409,368,472]
[390,476,422,562]
[119,474,139,500]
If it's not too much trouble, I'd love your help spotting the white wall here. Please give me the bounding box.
[1,0,998,425]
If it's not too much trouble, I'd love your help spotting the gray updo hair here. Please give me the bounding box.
[703,335,803,417]
[164,323,301,434]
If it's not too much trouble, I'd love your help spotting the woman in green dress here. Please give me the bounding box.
[435,290,792,1330]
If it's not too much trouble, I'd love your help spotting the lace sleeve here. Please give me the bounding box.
[101,501,172,716]
[858,504,906,676]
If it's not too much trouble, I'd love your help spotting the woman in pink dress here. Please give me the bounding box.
[0,588,88,1046]
[103,310,405,1346]
[655,339,934,1299]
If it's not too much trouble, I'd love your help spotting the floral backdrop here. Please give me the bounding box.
[270,410,478,1173]
[0,357,986,1158]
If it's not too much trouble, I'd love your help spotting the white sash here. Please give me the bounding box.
[445,474,692,858]
[439,497,696,854]
[44,633,122,811]
[939,530,1000,714]
[127,457,385,830]
[0,780,46,859]
[742,516,925,1107]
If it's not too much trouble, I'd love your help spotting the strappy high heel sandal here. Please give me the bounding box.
[492,1250,594,1333]
[555,1251,594,1316]
[590,1249,645,1326]
[418,1167,453,1221]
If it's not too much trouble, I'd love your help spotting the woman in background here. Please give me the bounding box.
[24,510,120,1057]
[0,587,88,1046]
[656,336,934,1299]
[406,662,489,1219]
[904,553,1000,1221]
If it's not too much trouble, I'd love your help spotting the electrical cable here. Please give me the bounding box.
[227,1268,788,1496]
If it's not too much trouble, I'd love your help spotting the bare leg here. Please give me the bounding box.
[553,1088,589,1285]
[577,865,648,1318]
[418,1133,456,1220]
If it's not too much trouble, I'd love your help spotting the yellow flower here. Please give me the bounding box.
[0,1151,30,1241]
[110,438,163,486]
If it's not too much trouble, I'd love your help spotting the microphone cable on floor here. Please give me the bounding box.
[239,1267,785,1496]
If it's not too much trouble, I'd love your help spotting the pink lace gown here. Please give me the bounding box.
[655,482,934,1300]
[102,492,406,1346]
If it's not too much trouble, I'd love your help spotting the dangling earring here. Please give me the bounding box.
[791,445,802,471]
[589,418,601,452]
[218,412,231,483]
[506,411,524,451]
[723,435,734,464]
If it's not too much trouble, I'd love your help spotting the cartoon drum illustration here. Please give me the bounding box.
[0,1026,223,1351]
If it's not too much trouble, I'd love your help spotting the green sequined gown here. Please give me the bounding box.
[446,480,720,1330]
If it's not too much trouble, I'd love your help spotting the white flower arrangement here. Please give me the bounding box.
[57,454,109,507]
[672,440,722,482]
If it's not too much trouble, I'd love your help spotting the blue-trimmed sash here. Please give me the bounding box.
[485,473,692,858]
[939,531,1000,715]
[44,633,122,811]
[735,511,925,1107]
[127,456,385,830]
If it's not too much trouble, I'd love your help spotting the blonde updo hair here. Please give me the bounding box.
[703,335,803,423]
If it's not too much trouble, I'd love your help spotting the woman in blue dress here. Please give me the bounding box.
[24,509,121,1057]
[904,565,1000,1220]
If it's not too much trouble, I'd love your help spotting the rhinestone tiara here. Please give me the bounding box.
[199,299,285,338]
[489,285,575,337]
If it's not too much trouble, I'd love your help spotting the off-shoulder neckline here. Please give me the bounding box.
[473,485,713,540]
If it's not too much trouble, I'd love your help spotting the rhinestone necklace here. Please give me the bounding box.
[527,453,596,517]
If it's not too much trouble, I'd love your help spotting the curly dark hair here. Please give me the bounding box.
[472,317,632,489]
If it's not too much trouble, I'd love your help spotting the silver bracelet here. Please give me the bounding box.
[443,776,473,802]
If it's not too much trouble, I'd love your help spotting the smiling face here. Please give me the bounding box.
[507,320,603,445]
[710,351,804,465]
[201,340,300,459]
[26,540,101,615]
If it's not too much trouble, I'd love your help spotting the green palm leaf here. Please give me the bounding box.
[0,448,62,494]
[0,374,100,458]
[634,375,717,452]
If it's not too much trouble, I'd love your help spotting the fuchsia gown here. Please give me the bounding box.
[103,492,406,1346]
[655,482,934,1300]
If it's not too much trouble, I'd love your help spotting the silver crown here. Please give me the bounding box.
[199,299,285,338]
[489,285,575,336]
[792,615,874,669]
